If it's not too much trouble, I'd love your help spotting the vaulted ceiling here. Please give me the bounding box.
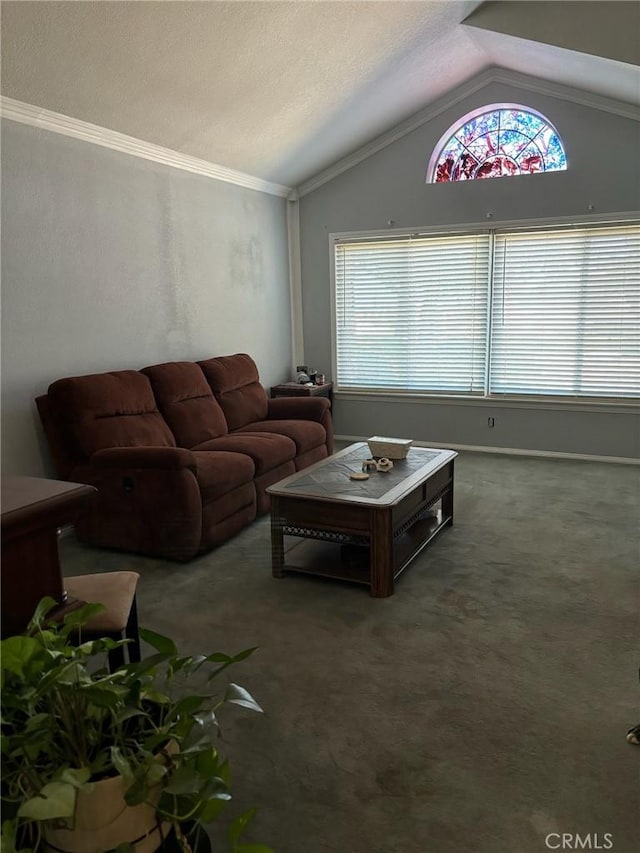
[1,1,638,188]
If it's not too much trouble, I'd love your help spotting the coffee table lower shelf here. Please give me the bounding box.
[274,507,450,594]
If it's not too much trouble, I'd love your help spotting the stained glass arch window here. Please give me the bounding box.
[427,104,567,183]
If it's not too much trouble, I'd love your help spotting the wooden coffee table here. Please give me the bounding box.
[266,443,457,597]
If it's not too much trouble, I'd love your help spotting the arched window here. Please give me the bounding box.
[427,105,567,183]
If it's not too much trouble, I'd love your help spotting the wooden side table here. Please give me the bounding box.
[1,476,97,636]
[270,381,333,406]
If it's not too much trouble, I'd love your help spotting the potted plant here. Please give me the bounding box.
[1,597,272,853]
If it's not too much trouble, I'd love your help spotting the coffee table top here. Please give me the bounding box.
[267,442,457,507]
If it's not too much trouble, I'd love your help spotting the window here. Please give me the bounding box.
[333,222,640,401]
[428,105,567,183]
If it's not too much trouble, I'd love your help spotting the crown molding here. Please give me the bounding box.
[297,67,640,198]
[0,97,292,198]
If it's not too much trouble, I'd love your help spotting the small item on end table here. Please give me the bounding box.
[349,472,370,481]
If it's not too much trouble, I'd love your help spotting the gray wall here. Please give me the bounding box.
[298,79,640,459]
[1,120,291,476]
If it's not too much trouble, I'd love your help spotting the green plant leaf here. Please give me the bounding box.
[228,808,257,845]
[61,602,106,632]
[114,706,150,725]
[166,695,209,721]
[55,767,91,789]
[125,653,173,679]
[205,652,232,663]
[139,685,172,705]
[139,629,177,656]
[110,747,133,782]
[231,647,258,662]
[24,712,51,733]
[224,684,263,714]
[143,732,175,754]
[1,636,41,678]
[81,683,129,707]
[123,775,151,807]
[168,655,200,676]
[37,658,88,692]
[74,637,120,657]
[145,761,168,787]
[179,728,215,754]
[217,758,231,787]
[0,819,29,853]
[125,760,167,807]
[17,782,76,820]
[193,748,221,780]
[162,766,202,796]
[28,596,59,628]
[198,796,230,823]
[193,709,219,735]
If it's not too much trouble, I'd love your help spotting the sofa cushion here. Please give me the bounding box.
[198,353,268,431]
[201,486,257,545]
[236,419,327,455]
[48,371,175,458]
[142,362,228,448]
[191,450,255,505]
[194,432,296,476]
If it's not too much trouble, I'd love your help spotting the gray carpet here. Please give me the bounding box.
[59,450,640,853]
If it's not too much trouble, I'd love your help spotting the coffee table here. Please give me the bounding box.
[266,442,457,597]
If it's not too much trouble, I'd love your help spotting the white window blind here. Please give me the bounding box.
[490,225,640,397]
[333,222,640,401]
[334,234,491,394]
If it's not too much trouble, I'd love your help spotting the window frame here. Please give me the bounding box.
[329,212,640,412]
[426,102,567,183]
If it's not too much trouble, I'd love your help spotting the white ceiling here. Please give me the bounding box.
[1,1,638,188]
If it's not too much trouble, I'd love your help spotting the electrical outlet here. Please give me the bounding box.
[488,417,495,428]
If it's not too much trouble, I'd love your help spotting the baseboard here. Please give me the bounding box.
[335,435,639,465]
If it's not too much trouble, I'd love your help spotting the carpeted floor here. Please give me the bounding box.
[59,450,640,853]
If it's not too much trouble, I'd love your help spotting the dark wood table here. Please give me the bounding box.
[270,381,333,405]
[267,443,457,597]
[1,476,97,636]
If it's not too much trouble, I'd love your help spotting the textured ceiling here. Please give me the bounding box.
[1,1,638,188]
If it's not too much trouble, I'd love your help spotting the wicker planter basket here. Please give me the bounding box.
[43,772,170,853]
[44,744,177,853]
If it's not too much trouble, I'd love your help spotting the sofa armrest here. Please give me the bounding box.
[71,451,203,560]
[91,446,197,472]
[267,396,330,422]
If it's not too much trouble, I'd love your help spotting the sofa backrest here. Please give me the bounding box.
[198,353,268,431]
[141,361,229,448]
[35,393,80,480]
[47,370,176,460]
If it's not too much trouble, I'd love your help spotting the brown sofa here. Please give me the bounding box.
[36,353,333,560]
